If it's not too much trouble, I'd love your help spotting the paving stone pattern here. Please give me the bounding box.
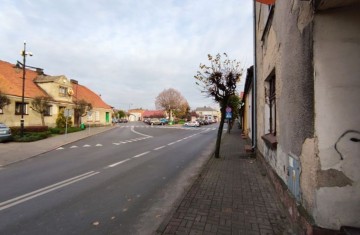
[159,127,295,235]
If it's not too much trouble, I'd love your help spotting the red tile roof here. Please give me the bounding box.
[0,60,112,110]
[72,82,112,109]
[0,60,48,98]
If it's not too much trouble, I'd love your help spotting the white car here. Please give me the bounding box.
[184,121,200,127]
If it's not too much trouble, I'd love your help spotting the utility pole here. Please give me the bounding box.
[20,42,33,137]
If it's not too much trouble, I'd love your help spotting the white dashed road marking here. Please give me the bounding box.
[132,151,150,158]
[154,146,166,151]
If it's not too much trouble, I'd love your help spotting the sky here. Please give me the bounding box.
[1,0,254,111]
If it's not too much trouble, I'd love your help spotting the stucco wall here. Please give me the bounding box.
[313,4,360,229]
[0,96,70,127]
[256,1,314,182]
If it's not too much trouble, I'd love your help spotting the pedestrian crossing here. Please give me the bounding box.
[55,126,219,151]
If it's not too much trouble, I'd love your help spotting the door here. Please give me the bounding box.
[105,112,110,123]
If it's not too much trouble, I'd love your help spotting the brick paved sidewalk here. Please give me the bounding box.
[157,127,296,235]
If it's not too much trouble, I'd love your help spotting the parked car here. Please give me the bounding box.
[0,123,12,142]
[119,118,128,123]
[150,118,162,125]
[184,121,200,127]
[160,118,169,125]
[196,119,205,125]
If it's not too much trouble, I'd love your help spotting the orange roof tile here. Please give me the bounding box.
[0,60,48,98]
[72,82,112,109]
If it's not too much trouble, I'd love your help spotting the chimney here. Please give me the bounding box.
[36,68,44,75]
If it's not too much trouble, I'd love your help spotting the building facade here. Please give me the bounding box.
[194,106,220,122]
[0,60,113,127]
[254,0,360,232]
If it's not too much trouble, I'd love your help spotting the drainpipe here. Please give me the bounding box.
[252,0,258,150]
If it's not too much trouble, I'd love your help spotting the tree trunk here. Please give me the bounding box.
[227,119,233,134]
[214,106,226,158]
[41,114,45,126]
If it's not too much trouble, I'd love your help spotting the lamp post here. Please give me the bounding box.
[20,42,33,137]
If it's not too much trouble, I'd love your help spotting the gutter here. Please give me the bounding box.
[252,0,257,149]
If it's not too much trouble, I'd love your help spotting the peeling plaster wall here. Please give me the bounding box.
[313,4,360,229]
[256,0,314,182]
[299,138,319,214]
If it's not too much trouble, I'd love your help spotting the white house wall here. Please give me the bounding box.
[313,5,360,229]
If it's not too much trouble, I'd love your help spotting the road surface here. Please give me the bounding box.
[0,122,218,234]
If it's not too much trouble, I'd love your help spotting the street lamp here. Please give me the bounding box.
[19,41,33,137]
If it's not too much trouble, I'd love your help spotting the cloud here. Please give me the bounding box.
[0,0,253,110]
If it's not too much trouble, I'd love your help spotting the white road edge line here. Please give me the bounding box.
[130,126,153,138]
[0,171,99,211]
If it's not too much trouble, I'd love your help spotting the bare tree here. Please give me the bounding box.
[195,53,242,158]
[31,96,52,126]
[0,91,11,112]
[74,99,92,126]
[155,88,188,120]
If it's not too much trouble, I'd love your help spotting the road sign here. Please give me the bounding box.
[226,107,232,112]
[64,109,73,117]
[226,112,232,119]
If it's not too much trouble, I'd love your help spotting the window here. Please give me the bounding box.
[59,86,67,96]
[44,105,52,116]
[0,108,3,114]
[95,111,100,122]
[261,72,277,149]
[15,102,28,115]
[87,113,93,122]
[269,76,276,135]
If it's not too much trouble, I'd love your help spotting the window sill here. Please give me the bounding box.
[261,133,277,149]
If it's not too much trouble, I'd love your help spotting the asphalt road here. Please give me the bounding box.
[0,122,218,234]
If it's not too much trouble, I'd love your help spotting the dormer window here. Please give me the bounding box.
[59,86,68,97]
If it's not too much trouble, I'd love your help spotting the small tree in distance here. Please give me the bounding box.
[195,53,242,158]
[226,94,241,133]
[155,88,188,120]
[0,91,11,112]
[74,99,92,126]
[117,110,126,118]
[31,96,52,126]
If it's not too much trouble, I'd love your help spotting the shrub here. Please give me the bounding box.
[49,127,82,135]
[56,110,72,128]
[10,126,48,135]
[176,119,186,124]
[13,131,51,142]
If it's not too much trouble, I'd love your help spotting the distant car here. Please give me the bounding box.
[196,119,205,125]
[0,123,12,142]
[160,118,169,125]
[150,118,162,125]
[184,121,200,127]
[119,118,128,123]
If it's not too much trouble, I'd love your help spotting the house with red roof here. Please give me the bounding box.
[0,60,113,127]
